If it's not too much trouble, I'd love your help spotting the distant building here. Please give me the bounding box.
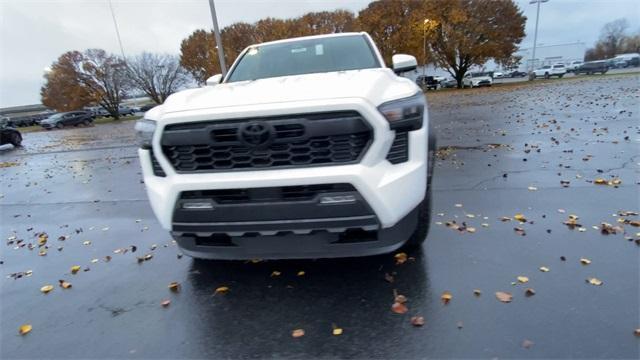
[516,42,587,70]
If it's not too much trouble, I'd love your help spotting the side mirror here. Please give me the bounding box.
[206,74,223,86]
[392,54,418,74]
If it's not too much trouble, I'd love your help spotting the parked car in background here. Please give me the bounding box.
[440,78,458,88]
[0,117,22,147]
[509,70,528,78]
[566,61,583,72]
[416,75,439,90]
[493,71,505,79]
[533,64,566,79]
[117,105,136,117]
[139,104,157,112]
[86,106,110,118]
[612,53,640,67]
[463,72,493,88]
[606,58,627,69]
[574,61,609,75]
[40,111,94,130]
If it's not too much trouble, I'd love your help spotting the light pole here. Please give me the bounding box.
[423,19,430,77]
[107,0,126,60]
[208,0,227,76]
[529,0,549,72]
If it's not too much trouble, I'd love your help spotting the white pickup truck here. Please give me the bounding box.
[135,32,435,260]
[533,64,566,79]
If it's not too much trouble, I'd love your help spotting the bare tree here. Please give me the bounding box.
[126,53,190,104]
[77,49,129,119]
[600,18,629,58]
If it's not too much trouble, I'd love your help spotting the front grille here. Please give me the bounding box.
[180,184,356,204]
[161,111,372,173]
[150,152,166,177]
[386,130,409,164]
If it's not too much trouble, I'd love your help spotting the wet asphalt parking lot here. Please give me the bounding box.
[1,74,639,359]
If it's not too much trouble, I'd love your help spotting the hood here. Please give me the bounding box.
[157,68,417,116]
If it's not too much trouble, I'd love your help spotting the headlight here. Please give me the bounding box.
[377,92,425,130]
[134,119,157,149]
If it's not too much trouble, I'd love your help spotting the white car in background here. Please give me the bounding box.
[462,72,493,88]
[566,61,583,72]
[533,64,566,79]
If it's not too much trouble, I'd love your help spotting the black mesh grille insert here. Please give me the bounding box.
[180,183,356,204]
[386,130,409,164]
[150,152,166,177]
[161,111,372,172]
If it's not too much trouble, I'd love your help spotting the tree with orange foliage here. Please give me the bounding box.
[420,0,526,88]
[41,51,93,112]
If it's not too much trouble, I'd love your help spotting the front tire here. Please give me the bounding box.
[10,133,22,147]
[56,123,64,129]
[544,73,550,79]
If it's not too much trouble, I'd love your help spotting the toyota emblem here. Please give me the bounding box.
[239,122,273,147]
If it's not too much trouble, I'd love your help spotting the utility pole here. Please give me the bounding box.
[208,0,227,76]
[108,0,126,60]
[529,0,549,72]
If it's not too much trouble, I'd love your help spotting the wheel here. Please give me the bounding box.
[83,119,90,126]
[403,126,436,248]
[587,71,592,75]
[56,123,64,129]
[544,73,550,79]
[558,74,564,78]
[10,132,22,147]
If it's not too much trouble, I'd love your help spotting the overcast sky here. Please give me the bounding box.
[1,0,639,107]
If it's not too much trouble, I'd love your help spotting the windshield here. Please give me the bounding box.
[226,35,381,82]
[48,114,64,120]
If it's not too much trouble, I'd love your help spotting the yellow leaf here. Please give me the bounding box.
[539,266,550,272]
[441,291,452,304]
[70,265,81,274]
[40,285,54,294]
[214,286,229,295]
[270,271,281,277]
[514,213,527,222]
[18,324,32,335]
[394,252,408,265]
[58,280,72,289]
[466,227,477,233]
[332,327,343,336]
[391,301,408,314]
[594,178,607,184]
[297,271,305,277]
[517,276,529,283]
[580,258,591,265]
[587,277,603,286]
[291,329,305,338]
[168,282,180,292]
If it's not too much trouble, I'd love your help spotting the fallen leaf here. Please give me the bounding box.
[58,280,72,289]
[441,291,452,304]
[411,316,425,326]
[522,339,534,349]
[525,288,536,297]
[517,276,529,283]
[391,302,408,314]
[332,327,343,336]
[270,270,281,277]
[292,329,305,338]
[297,271,305,277]
[587,277,603,286]
[394,293,408,304]
[83,241,91,246]
[18,324,32,335]
[580,258,591,265]
[384,273,394,283]
[514,213,527,222]
[70,265,81,274]
[160,299,171,307]
[528,186,538,191]
[495,291,513,303]
[456,321,464,329]
[594,178,607,185]
[214,286,229,295]
[539,266,550,272]
[634,328,640,337]
[394,252,408,265]
[473,289,482,296]
[168,282,181,292]
[40,285,54,294]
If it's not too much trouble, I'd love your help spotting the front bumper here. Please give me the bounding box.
[139,97,429,258]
